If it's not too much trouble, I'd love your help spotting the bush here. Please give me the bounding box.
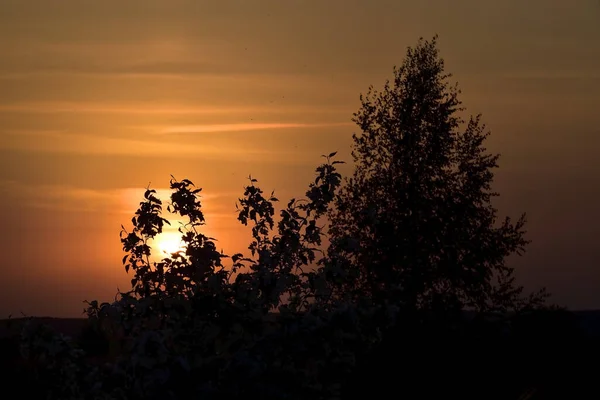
[16,154,380,400]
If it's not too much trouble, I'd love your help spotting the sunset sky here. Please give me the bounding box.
[1,0,599,317]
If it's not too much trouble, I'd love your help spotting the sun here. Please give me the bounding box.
[153,231,186,257]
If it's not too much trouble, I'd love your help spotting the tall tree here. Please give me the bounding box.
[326,36,546,315]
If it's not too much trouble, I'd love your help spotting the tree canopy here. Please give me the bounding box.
[326,35,547,315]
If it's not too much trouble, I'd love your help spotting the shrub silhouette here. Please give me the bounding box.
[11,36,564,400]
[17,154,368,400]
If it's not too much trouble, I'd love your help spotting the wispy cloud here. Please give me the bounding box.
[0,180,238,218]
[0,102,259,115]
[0,101,351,116]
[158,122,353,134]
[0,61,321,79]
[498,70,600,80]
[0,130,271,157]
[0,180,126,214]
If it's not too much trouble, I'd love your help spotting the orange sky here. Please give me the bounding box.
[1,0,599,317]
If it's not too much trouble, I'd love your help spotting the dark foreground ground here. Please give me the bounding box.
[1,310,600,399]
[3,309,600,339]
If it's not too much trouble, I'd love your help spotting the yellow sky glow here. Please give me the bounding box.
[1,0,599,317]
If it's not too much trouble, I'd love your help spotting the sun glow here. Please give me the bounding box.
[154,231,186,257]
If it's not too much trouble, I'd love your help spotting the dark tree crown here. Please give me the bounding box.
[327,35,547,313]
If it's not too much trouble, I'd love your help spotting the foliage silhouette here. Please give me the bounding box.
[326,35,548,318]
[6,36,572,400]
[14,153,372,400]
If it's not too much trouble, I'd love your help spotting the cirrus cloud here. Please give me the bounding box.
[158,122,352,134]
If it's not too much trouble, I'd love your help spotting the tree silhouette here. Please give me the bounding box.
[7,36,570,400]
[327,36,547,317]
